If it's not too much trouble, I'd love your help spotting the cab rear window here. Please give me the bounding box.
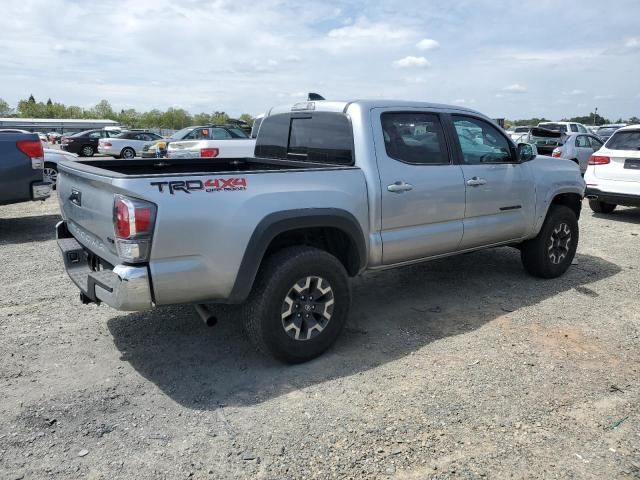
[255,112,353,165]
[605,130,640,150]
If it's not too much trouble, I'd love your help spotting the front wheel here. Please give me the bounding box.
[589,199,616,214]
[521,205,578,279]
[242,246,351,363]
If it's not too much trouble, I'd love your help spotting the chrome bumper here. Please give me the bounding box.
[56,221,153,311]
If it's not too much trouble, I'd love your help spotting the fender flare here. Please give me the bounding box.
[228,208,367,303]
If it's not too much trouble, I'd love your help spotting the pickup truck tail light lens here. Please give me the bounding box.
[16,140,45,169]
[200,148,219,158]
[113,195,157,263]
[588,155,610,165]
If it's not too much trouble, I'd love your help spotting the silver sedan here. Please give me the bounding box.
[551,133,604,174]
[43,148,78,188]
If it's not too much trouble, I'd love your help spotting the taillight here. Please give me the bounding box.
[17,140,44,169]
[102,141,112,147]
[551,148,561,158]
[200,148,219,158]
[589,155,610,165]
[113,196,156,263]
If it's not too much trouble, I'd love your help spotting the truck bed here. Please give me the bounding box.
[65,157,333,177]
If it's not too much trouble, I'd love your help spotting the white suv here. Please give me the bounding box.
[584,125,640,213]
[538,121,590,134]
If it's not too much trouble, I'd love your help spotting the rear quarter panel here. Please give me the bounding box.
[120,167,369,304]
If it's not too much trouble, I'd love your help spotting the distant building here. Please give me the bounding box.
[0,117,120,134]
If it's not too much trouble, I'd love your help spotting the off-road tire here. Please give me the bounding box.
[589,199,616,214]
[242,246,351,363]
[521,205,578,279]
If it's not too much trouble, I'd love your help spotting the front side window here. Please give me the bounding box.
[89,131,102,139]
[381,112,449,165]
[452,116,514,164]
[577,124,588,133]
[570,124,579,133]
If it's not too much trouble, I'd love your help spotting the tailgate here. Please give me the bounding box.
[594,150,640,183]
[57,162,121,266]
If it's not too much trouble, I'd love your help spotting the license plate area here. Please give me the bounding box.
[624,159,640,170]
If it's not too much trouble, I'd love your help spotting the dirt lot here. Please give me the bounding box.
[0,197,639,479]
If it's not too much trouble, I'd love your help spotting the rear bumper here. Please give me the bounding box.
[585,187,640,207]
[31,181,51,200]
[56,221,153,311]
[97,146,119,156]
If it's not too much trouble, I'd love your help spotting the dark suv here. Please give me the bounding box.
[60,129,120,157]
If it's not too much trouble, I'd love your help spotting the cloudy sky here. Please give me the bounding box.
[1,0,639,120]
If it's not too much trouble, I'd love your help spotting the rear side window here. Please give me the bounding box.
[255,112,353,165]
[381,112,449,164]
[606,131,640,150]
[570,124,579,132]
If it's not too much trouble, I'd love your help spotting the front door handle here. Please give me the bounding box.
[387,181,414,193]
[466,177,487,187]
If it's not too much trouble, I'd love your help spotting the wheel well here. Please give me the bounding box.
[551,193,582,219]
[264,227,361,276]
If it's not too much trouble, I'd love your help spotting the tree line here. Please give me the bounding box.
[507,113,640,128]
[0,95,255,130]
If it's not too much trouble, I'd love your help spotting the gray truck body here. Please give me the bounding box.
[0,132,51,206]
[56,100,585,312]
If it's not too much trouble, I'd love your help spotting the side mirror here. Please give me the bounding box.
[518,142,537,162]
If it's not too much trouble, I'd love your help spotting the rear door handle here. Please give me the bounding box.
[466,177,487,187]
[387,181,413,193]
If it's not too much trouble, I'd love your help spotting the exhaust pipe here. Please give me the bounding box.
[195,304,217,327]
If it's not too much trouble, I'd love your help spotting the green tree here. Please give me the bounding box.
[28,94,36,104]
[211,111,229,124]
[239,113,254,127]
[92,99,115,119]
[0,98,11,116]
[192,112,211,125]
[628,116,640,124]
[117,108,140,128]
[513,118,550,127]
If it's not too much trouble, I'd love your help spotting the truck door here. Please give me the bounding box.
[372,109,466,265]
[448,114,536,249]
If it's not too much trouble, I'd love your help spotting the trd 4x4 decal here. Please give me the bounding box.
[151,178,247,194]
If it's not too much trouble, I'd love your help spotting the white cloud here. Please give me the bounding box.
[502,84,527,94]
[452,99,466,104]
[328,18,412,41]
[624,37,640,50]
[393,56,431,68]
[416,38,440,51]
[594,94,616,100]
[569,89,584,96]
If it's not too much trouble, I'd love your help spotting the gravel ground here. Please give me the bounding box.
[1,196,639,479]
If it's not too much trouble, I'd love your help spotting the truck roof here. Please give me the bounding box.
[267,100,486,117]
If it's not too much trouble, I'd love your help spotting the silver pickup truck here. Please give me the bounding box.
[56,100,585,363]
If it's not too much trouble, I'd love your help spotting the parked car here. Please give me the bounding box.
[538,121,590,134]
[507,126,531,142]
[140,125,246,158]
[595,124,626,142]
[36,132,48,143]
[551,133,604,174]
[42,148,79,188]
[98,131,163,159]
[0,131,51,205]
[585,125,640,213]
[514,127,565,156]
[166,125,255,159]
[55,100,584,363]
[60,129,121,157]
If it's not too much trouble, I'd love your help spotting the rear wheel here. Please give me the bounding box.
[81,145,94,157]
[521,205,578,278]
[121,147,136,159]
[589,199,616,214]
[242,246,351,363]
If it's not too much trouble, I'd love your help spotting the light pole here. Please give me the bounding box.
[593,107,599,126]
